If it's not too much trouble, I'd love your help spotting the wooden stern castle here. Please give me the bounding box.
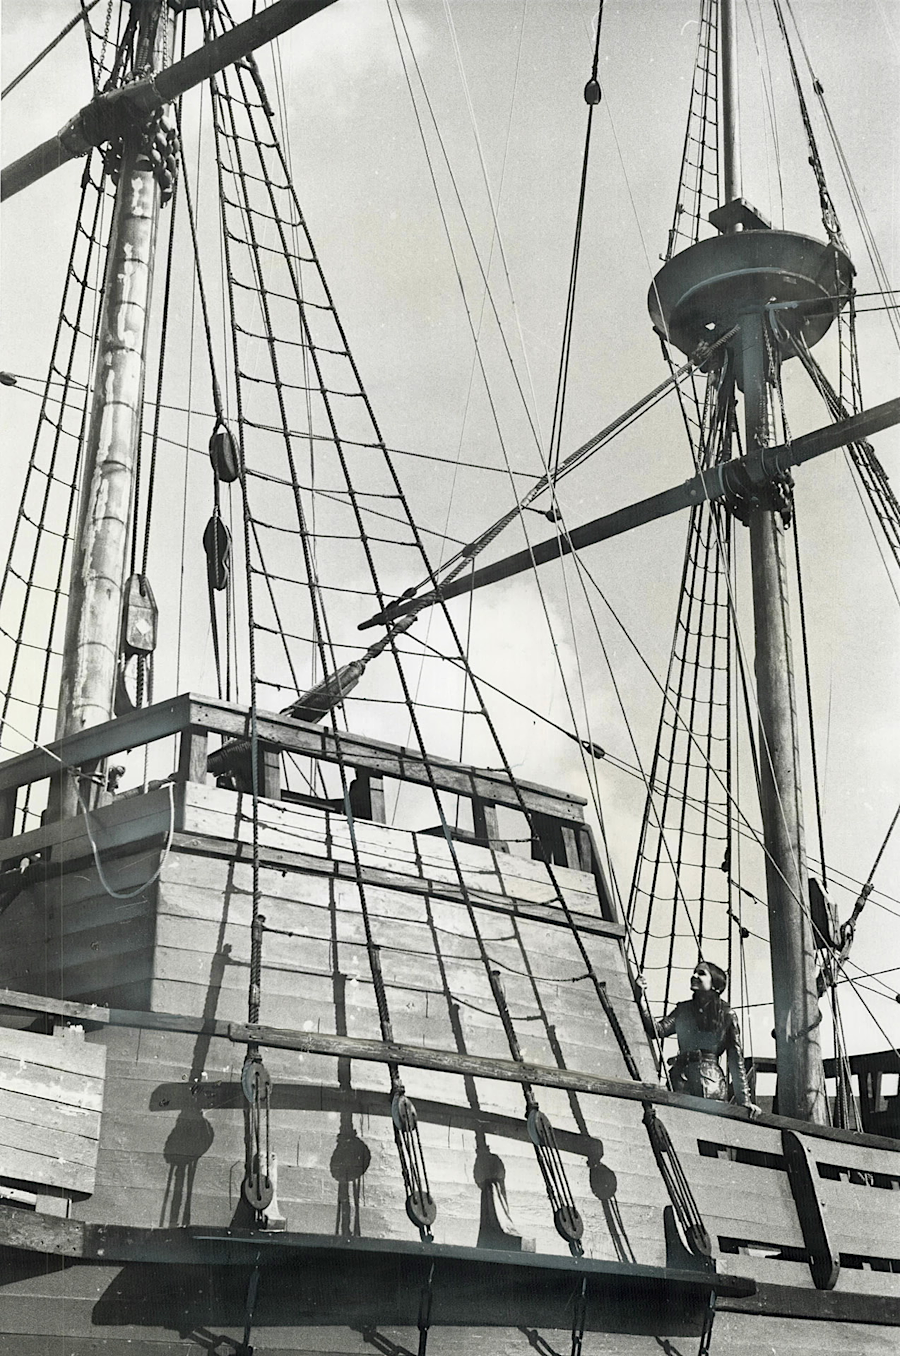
[0,695,897,1353]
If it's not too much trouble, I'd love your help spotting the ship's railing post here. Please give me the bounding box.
[177,727,209,785]
[471,797,502,849]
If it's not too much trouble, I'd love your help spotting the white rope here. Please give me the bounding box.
[0,717,176,902]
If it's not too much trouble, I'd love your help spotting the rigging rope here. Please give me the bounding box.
[666,0,720,259]
[1,0,102,99]
[0,154,112,826]
[770,0,846,251]
[548,1,604,480]
[781,0,900,354]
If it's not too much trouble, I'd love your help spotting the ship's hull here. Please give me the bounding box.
[0,712,897,1352]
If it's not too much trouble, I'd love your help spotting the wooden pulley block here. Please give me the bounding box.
[243,1154,274,1212]
[405,1188,437,1230]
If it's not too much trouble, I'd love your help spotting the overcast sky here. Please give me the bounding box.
[1,0,898,1058]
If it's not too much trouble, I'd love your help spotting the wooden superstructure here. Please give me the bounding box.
[0,698,897,1351]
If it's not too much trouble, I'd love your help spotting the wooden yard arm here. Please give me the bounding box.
[1,0,339,200]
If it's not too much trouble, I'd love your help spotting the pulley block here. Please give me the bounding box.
[526,1107,553,1148]
[553,1203,585,1245]
[405,1187,437,1230]
[243,1153,275,1212]
[241,1053,272,1105]
[391,1093,418,1134]
[121,574,158,657]
[203,513,232,592]
[209,419,240,482]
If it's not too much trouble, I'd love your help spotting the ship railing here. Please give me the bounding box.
[0,691,616,919]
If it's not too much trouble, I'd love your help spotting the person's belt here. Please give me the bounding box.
[684,1049,717,1062]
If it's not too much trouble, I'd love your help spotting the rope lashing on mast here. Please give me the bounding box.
[128,11,189,711]
[547,0,605,481]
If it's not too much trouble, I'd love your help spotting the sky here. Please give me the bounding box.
[1,0,899,1065]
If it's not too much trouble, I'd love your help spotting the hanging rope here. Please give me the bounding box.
[548,1,604,479]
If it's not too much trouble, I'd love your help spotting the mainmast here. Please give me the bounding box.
[650,0,835,1122]
[718,0,826,1124]
[56,0,173,756]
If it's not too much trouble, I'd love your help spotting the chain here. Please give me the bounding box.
[570,1275,587,1356]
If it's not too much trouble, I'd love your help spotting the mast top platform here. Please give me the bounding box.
[648,216,853,372]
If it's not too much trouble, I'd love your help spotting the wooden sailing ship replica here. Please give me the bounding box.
[0,0,898,1351]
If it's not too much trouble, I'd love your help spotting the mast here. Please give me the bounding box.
[56,0,173,773]
[719,0,827,1123]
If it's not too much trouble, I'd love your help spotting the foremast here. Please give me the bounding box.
[56,0,173,759]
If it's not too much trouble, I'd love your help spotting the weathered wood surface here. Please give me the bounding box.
[0,692,588,823]
[180,781,602,912]
[0,1028,105,1194]
[0,783,174,869]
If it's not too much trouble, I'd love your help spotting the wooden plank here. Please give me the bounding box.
[192,696,589,820]
[0,1142,94,1193]
[167,832,625,940]
[0,1055,104,1112]
[0,785,175,869]
[0,1088,101,1140]
[0,788,16,840]
[718,1281,900,1326]
[471,798,501,849]
[0,983,896,1157]
[817,1179,900,1254]
[177,726,208,785]
[0,1113,99,1169]
[813,1139,900,1177]
[0,694,194,796]
[0,1028,106,1080]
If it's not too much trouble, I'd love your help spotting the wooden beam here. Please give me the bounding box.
[0,1202,757,1327]
[1,0,339,200]
[372,397,900,620]
[0,693,586,825]
[2,984,899,1153]
[719,1281,900,1326]
[782,1129,840,1290]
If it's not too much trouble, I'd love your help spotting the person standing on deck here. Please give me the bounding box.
[645,962,762,1117]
